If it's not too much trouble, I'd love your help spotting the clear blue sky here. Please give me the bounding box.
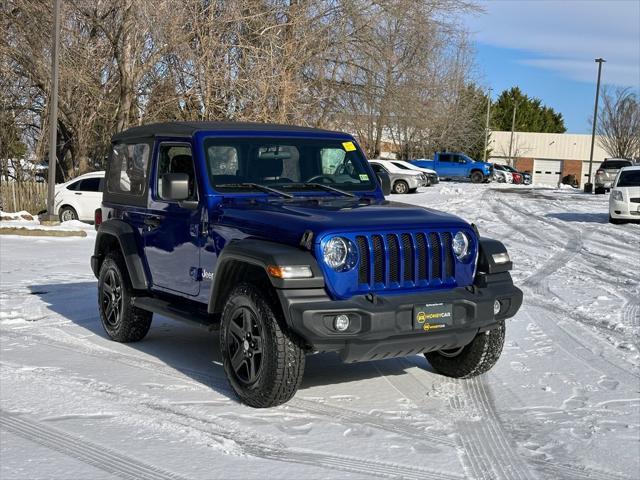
[464,0,640,133]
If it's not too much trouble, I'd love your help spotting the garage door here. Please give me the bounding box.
[533,159,563,186]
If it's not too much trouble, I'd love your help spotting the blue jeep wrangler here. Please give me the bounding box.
[91,122,522,408]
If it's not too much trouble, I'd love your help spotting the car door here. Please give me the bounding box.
[76,177,104,220]
[437,154,456,177]
[143,142,202,297]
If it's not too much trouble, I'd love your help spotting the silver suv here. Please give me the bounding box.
[595,158,633,194]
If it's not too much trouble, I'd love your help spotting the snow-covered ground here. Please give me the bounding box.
[1,184,638,480]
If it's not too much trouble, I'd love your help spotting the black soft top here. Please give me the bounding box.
[112,121,345,142]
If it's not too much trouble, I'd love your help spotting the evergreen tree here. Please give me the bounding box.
[491,87,566,133]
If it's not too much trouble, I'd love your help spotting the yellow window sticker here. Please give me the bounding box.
[342,141,356,152]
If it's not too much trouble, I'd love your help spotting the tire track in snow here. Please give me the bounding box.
[376,358,535,480]
[1,363,462,480]
[1,328,458,449]
[0,411,188,480]
[530,458,634,480]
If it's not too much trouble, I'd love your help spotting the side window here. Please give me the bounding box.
[320,148,346,175]
[66,180,81,191]
[78,177,102,192]
[454,155,466,164]
[107,143,150,196]
[439,154,452,163]
[156,144,196,201]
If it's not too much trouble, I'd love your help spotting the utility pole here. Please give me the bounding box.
[44,0,61,222]
[483,89,492,162]
[586,58,605,192]
[507,102,517,165]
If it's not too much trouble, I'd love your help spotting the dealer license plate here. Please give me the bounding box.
[413,303,453,332]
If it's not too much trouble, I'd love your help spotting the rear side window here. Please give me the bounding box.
[601,160,632,170]
[66,180,81,191]
[617,170,640,187]
[107,143,150,196]
[78,177,103,192]
[439,154,452,163]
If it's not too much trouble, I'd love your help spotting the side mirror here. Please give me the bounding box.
[376,171,391,196]
[162,173,190,201]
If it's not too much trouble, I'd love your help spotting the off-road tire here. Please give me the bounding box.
[220,283,305,408]
[393,180,409,194]
[594,186,606,195]
[470,171,484,184]
[98,253,152,342]
[425,321,505,378]
[59,206,78,222]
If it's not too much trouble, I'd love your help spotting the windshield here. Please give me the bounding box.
[617,170,640,187]
[601,160,632,170]
[204,137,375,193]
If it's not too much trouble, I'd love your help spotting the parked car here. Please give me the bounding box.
[368,159,425,193]
[492,164,513,183]
[410,152,493,183]
[500,164,531,185]
[54,171,105,221]
[595,158,633,194]
[382,159,439,186]
[609,166,640,224]
[91,121,522,408]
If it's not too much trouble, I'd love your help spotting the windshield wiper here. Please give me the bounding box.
[284,182,356,198]
[217,183,293,198]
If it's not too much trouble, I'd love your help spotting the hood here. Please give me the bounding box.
[216,197,471,246]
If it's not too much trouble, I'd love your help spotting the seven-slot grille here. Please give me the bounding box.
[355,231,457,290]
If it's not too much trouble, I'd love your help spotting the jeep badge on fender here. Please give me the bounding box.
[90,121,523,408]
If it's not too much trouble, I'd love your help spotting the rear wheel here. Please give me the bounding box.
[393,180,409,194]
[470,171,484,183]
[595,186,606,195]
[425,322,505,378]
[220,284,305,407]
[59,206,78,222]
[98,253,152,342]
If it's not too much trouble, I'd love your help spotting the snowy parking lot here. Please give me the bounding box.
[1,184,638,480]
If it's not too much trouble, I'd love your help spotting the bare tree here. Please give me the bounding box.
[597,87,640,161]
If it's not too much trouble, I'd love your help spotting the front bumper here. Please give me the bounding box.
[610,201,640,220]
[277,271,522,362]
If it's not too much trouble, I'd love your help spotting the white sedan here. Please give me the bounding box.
[609,166,640,224]
[54,171,105,222]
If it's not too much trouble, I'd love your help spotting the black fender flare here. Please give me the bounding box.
[477,237,513,274]
[207,238,324,315]
[91,219,149,290]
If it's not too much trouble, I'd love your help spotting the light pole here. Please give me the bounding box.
[507,102,517,165]
[586,57,605,192]
[44,0,61,222]
[483,88,492,162]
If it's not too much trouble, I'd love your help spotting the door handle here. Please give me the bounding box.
[144,216,162,228]
[74,192,82,195]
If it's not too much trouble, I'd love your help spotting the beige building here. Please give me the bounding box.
[488,131,612,186]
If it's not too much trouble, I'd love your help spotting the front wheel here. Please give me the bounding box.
[425,322,505,378]
[220,284,305,408]
[393,180,409,194]
[470,171,484,184]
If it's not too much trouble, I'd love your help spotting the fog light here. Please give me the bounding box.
[334,314,350,332]
[494,300,502,316]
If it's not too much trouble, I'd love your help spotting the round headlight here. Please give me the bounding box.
[452,231,470,260]
[323,236,357,271]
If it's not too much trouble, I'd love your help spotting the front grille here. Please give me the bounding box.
[630,197,640,204]
[355,231,457,290]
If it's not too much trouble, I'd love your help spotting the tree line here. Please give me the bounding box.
[2,0,488,181]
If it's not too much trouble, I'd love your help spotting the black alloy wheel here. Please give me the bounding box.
[100,267,123,329]
[225,307,264,384]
